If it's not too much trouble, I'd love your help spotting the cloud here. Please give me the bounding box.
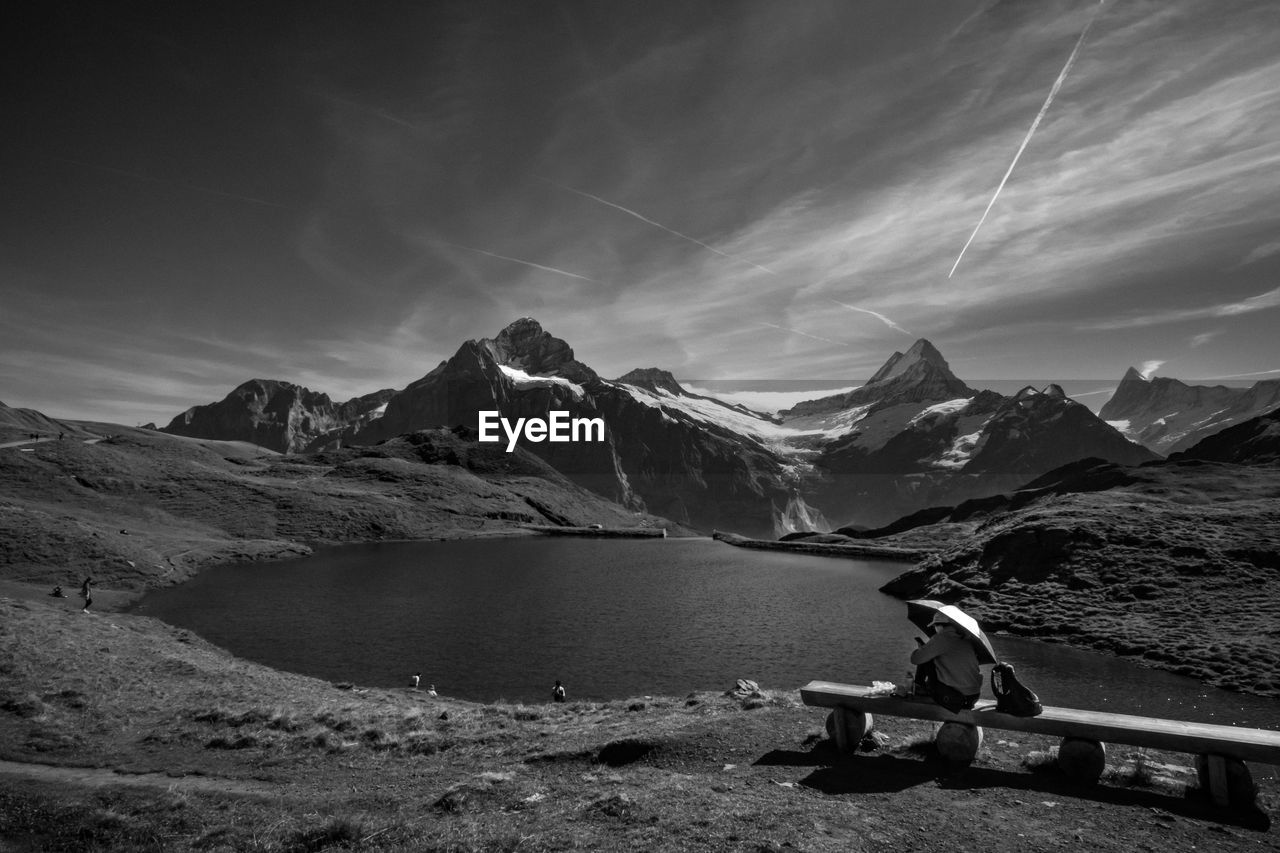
[829,300,912,335]
[1138,360,1165,379]
[1084,286,1280,330]
[1207,367,1280,380]
[537,177,777,275]
[1239,240,1280,266]
[439,241,598,283]
[1189,330,1220,347]
[756,323,848,347]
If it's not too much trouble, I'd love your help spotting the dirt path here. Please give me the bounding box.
[0,759,283,799]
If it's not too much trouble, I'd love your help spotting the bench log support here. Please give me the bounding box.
[826,709,873,753]
[1196,754,1255,808]
[801,680,1280,809]
[1057,737,1106,783]
[936,721,983,762]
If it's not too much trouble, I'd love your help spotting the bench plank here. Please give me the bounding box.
[801,681,1280,766]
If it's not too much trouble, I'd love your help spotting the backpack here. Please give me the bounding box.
[990,662,1043,717]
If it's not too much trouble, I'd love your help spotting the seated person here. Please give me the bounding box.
[909,613,982,713]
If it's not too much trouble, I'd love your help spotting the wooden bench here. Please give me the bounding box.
[801,680,1280,808]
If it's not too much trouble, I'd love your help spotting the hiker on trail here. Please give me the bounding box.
[411,673,421,690]
[909,613,981,713]
[81,578,95,613]
[80,576,93,597]
[552,680,566,703]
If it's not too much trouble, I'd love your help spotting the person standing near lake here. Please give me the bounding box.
[552,680,566,703]
[411,672,421,690]
[909,613,981,712]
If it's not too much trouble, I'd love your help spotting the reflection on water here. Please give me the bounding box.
[132,537,1280,735]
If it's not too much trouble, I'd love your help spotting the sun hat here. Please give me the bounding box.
[929,614,951,627]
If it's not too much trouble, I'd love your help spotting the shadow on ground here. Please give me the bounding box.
[754,745,1272,831]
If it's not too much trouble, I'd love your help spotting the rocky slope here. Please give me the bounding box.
[1100,367,1280,455]
[5,594,1269,851]
[163,320,1159,536]
[0,423,677,593]
[163,379,395,453]
[863,410,1280,698]
[0,400,92,443]
[793,350,1156,527]
[356,319,795,535]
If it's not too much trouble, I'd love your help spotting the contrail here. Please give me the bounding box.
[829,300,912,335]
[757,323,847,346]
[1208,367,1280,380]
[948,1,1106,278]
[441,241,597,282]
[50,156,295,211]
[537,177,777,275]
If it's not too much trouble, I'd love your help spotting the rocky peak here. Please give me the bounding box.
[482,318,595,381]
[615,368,686,396]
[783,339,974,417]
[867,339,951,384]
[1120,366,1147,385]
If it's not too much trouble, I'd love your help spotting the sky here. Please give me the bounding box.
[3,0,1280,425]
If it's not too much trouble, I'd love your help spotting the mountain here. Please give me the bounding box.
[163,379,395,453]
[783,339,975,417]
[164,322,1158,536]
[356,319,794,534]
[1169,404,1280,465]
[0,422,679,592]
[782,348,1156,526]
[1099,367,1280,454]
[863,408,1280,697]
[0,400,91,442]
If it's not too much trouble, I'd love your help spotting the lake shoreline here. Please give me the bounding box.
[1,593,1273,850]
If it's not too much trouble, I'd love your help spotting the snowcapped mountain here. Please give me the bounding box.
[166,319,1159,536]
[163,380,394,453]
[1099,367,1280,455]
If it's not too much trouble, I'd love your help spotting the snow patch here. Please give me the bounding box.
[498,365,585,399]
[909,398,970,425]
[934,429,983,469]
[1105,419,1131,437]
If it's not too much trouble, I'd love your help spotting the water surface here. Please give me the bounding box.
[133,537,1280,731]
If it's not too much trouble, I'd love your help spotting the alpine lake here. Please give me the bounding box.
[131,536,1280,732]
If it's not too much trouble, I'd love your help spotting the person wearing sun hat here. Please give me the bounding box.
[909,612,983,712]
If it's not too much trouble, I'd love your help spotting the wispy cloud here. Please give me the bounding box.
[439,241,598,283]
[1138,359,1165,379]
[756,323,848,347]
[1206,367,1280,380]
[538,177,777,275]
[830,300,912,335]
[1189,330,1220,347]
[1085,286,1280,330]
[1239,240,1280,267]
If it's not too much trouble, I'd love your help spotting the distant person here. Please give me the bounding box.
[427,684,437,697]
[909,613,981,713]
[552,680,566,703]
[81,579,95,613]
[411,673,421,690]
[50,585,64,598]
[80,576,93,597]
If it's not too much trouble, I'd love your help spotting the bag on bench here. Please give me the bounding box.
[991,662,1043,717]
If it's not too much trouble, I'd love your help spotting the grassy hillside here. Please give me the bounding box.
[1,595,1273,850]
[0,426,678,596]
[879,458,1280,697]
